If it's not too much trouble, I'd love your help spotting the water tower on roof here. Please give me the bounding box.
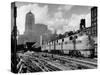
[80,19,86,30]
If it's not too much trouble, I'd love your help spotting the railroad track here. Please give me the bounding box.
[45,64,61,71]
[18,54,61,73]
[32,56,61,71]
[18,56,43,73]
[18,52,97,73]
[38,53,97,69]
[47,54,97,69]
[37,54,79,70]
[56,56,97,69]
[39,58,61,71]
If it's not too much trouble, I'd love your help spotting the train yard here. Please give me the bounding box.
[17,51,97,73]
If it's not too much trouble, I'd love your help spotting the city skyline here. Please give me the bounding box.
[14,2,93,35]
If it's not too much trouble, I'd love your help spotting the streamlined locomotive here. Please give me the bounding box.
[42,33,95,57]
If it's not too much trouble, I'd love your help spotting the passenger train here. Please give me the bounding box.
[41,33,96,57]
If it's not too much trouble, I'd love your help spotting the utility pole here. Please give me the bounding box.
[73,36,77,51]
[70,34,77,56]
[61,38,64,54]
[70,35,77,51]
[54,30,57,51]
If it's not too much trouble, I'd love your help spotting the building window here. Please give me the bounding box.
[92,10,94,17]
[93,28,95,34]
[94,26,96,34]
[92,28,94,35]
[91,18,94,22]
[94,9,97,17]
[91,23,93,27]
[94,17,97,21]
[94,22,96,26]
[95,22,97,26]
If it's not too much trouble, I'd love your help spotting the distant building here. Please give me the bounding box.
[91,7,97,36]
[18,11,51,46]
[68,7,97,37]
[25,11,35,34]
[79,19,91,35]
[74,7,97,56]
[90,7,97,55]
[79,7,97,36]
[80,19,86,30]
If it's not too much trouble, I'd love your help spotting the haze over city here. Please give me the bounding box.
[14,2,92,35]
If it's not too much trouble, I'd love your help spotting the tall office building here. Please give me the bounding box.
[18,11,49,45]
[91,7,97,36]
[25,11,35,33]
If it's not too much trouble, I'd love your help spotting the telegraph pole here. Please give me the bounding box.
[69,34,77,56]
[61,39,64,54]
[40,35,43,50]
[54,30,57,51]
[73,36,77,51]
[70,35,77,51]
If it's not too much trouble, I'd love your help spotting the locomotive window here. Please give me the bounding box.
[75,36,78,39]
[62,39,64,42]
[65,42,67,44]
[57,40,58,43]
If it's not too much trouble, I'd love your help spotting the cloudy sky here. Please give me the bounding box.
[16,2,92,35]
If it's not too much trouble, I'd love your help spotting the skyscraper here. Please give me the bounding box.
[91,7,97,36]
[18,11,49,45]
[25,11,35,33]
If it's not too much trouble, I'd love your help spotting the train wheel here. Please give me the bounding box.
[76,51,81,57]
